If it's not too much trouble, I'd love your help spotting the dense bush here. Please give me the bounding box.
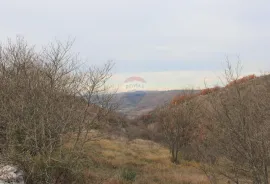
[0,37,115,183]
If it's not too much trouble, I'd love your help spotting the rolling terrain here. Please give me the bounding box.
[114,90,189,119]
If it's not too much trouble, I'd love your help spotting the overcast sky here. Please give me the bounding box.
[1,0,269,91]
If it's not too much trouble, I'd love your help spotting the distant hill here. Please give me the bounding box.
[113,90,190,119]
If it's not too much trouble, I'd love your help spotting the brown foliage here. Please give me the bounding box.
[171,93,197,106]
[171,74,255,107]
[200,86,221,95]
[225,74,256,87]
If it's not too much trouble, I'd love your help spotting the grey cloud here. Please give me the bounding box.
[0,0,269,74]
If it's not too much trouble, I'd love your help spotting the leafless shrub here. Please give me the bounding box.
[0,36,116,183]
[155,90,201,163]
[197,60,270,184]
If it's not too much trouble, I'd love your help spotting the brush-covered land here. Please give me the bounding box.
[0,38,270,184]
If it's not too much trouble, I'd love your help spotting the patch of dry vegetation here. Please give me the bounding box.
[136,61,270,184]
[83,132,210,184]
[0,37,117,183]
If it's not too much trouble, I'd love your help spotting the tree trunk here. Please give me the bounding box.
[175,143,179,163]
[263,163,268,184]
[171,143,179,163]
[171,145,175,162]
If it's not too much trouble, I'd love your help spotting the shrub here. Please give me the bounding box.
[138,113,152,124]
[0,37,115,183]
[200,86,221,96]
[158,90,201,164]
[171,93,196,105]
[121,168,137,182]
[225,74,256,87]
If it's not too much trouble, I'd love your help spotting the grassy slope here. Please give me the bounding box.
[83,132,209,184]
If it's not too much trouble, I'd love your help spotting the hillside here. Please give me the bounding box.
[134,74,270,142]
[130,73,270,183]
[0,36,269,184]
[114,90,193,119]
[83,131,210,184]
[111,74,270,142]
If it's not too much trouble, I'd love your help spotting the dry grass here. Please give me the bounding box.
[83,132,210,184]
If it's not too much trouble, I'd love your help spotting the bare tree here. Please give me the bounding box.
[0,36,117,183]
[156,90,201,163]
[197,60,270,184]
